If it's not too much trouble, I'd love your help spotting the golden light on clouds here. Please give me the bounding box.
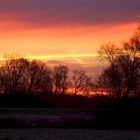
[25,54,98,60]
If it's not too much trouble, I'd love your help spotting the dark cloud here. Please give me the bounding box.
[0,0,140,27]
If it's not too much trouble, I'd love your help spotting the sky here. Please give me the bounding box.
[0,0,140,77]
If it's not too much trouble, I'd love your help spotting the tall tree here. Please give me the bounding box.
[98,64,124,99]
[98,27,140,99]
[27,60,53,94]
[53,65,69,94]
[70,69,91,95]
[0,55,29,94]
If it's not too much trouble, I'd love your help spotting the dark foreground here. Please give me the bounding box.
[0,108,140,130]
[0,129,140,140]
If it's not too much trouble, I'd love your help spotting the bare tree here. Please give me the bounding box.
[98,26,140,99]
[53,65,69,94]
[98,64,124,99]
[27,60,53,94]
[0,55,29,94]
[70,69,91,95]
[0,55,53,94]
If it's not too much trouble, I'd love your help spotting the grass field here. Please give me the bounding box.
[0,129,140,140]
[0,108,140,129]
[0,108,140,139]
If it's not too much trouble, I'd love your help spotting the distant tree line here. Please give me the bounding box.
[0,54,92,95]
[0,26,140,101]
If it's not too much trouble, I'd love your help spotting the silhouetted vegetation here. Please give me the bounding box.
[70,69,92,95]
[0,26,139,109]
[98,26,140,99]
[0,55,92,96]
[0,26,140,130]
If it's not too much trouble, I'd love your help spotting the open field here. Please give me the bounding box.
[0,129,140,140]
[0,108,140,129]
[0,108,95,128]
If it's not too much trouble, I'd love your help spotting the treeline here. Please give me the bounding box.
[0,26,140,101]
[0,54,93,95]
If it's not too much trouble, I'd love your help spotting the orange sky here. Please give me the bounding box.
[0,21,138,77]
[0,0,140,77]
[0,22,137,57]
[0,21,138,76]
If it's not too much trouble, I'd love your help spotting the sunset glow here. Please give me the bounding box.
[0,0,140,76]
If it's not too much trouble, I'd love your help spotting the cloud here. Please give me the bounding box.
[45,55,104,77]
[0,0,140,28]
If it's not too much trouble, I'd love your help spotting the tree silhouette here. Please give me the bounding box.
[98,26,140,99]
[98,64,124,99]
[70,69,91,95]
[53,65,69,94]
[26,60,53,94]
[0,55,29,94]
